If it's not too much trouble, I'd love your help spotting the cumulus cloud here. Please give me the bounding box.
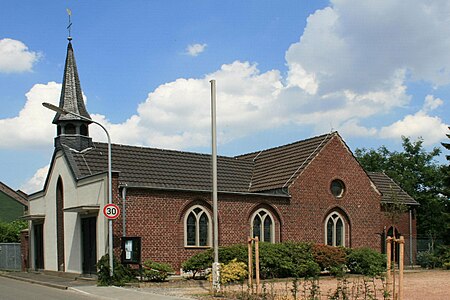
[379,94,448,145]
[21,165,49,193]
[186,43,207,56]
[0,38,40,73]
[422,95,444,113]
[106,61,283,149]
[0,82,60,149]
[379,112,448,145]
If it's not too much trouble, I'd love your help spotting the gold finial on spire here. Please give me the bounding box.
[66,8,73,41]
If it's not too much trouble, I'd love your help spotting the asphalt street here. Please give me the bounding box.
[0,276,99,300]
[0,275,191,300]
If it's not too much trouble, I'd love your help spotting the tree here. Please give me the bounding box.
[0,220,28,243]
[355,136,449,245]
[441,126,450,199]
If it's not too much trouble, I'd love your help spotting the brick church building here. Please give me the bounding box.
[25,38,418,275]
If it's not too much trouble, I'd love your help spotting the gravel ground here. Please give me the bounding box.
[138,269,450,299]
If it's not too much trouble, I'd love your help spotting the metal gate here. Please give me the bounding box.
[0,243,21,270]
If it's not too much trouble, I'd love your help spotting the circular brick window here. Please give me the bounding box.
[331,179,345,198]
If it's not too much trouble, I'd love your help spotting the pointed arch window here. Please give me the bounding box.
[251,209,275,243]
[184,206,212,247]
[325,212,345,247]
[56,177,65,271]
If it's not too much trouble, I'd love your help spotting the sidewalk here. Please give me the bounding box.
[0,271,193,299]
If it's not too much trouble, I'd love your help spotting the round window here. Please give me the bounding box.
[330,179,345,198]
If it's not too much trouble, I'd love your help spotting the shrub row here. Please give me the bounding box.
[182,242,386,279]
[97,254,174,285]
[417,245,450,269]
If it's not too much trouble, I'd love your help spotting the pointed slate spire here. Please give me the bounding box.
[53,38,93,152]
[53,39,91,124]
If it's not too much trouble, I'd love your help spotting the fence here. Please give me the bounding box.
[0,243,21,271]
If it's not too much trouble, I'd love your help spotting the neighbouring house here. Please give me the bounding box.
[25,38,419,275]
[0,182,28,222]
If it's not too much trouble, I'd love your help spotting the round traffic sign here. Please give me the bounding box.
[103,203,120,219]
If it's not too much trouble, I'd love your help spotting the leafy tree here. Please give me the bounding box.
[0,220,28,243]
[355,136,449,245]
[441,126,450,199]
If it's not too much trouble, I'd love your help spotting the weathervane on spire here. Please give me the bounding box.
[66,8,73,41]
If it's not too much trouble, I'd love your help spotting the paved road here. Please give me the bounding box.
[0,276,101,300]
[0,275,192,300]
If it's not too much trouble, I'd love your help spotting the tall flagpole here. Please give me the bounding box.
[210,80,220,293]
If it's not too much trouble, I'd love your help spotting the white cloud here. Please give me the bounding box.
[108,61,283,149]
[378,94,448,145]
[422,95,443,112]
[379,112,448,145]
[186,43,207,57]
[21,165,49,193]
[0,38,40,73]
[0,82,60,149]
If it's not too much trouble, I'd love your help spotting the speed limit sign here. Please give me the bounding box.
[103,204,120,219]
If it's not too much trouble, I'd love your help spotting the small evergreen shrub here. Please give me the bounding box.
[417,251,439,269]
[97,254,137,286]
[143,260,174,282]
[182,250,213,279]
[346,248,386,276]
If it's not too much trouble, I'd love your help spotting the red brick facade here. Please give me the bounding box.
[109,135,416,271]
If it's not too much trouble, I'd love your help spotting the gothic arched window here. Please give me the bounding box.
[184,205,212,247]
[251,209,275,243]
[325,212,345,247]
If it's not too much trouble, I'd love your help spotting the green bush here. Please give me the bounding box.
[182,244,248,278]
[183,243,390,280]
[143,260,174,282]
[181,250,213,279]
[259,242,320,279]
[436,245,450,268]
[417,251,439,269]
[182,242,321,279]
[0,220,28,243]
[346,248,386,276]
[97,254,137,286]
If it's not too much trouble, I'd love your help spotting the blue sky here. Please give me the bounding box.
[0,0,449,192]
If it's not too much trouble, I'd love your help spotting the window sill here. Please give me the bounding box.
[184,246,212,249]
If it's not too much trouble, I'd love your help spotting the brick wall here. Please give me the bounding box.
[113,187,289,272]
[380,208,417,264]
[20,229,29,271]
[283,136,382,250]
[109,135,395,271]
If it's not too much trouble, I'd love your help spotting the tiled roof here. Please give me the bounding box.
[63,143,254,193]
[236,132,335,192]
[61,132,336,194]
[367,172,419,206]
[53,41,91,124]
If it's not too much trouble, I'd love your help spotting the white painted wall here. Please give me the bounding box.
[28,151,109,274]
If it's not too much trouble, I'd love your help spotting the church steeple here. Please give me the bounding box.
[53,38,93,151]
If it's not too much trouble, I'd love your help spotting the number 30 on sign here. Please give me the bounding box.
[103,204,120,219]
